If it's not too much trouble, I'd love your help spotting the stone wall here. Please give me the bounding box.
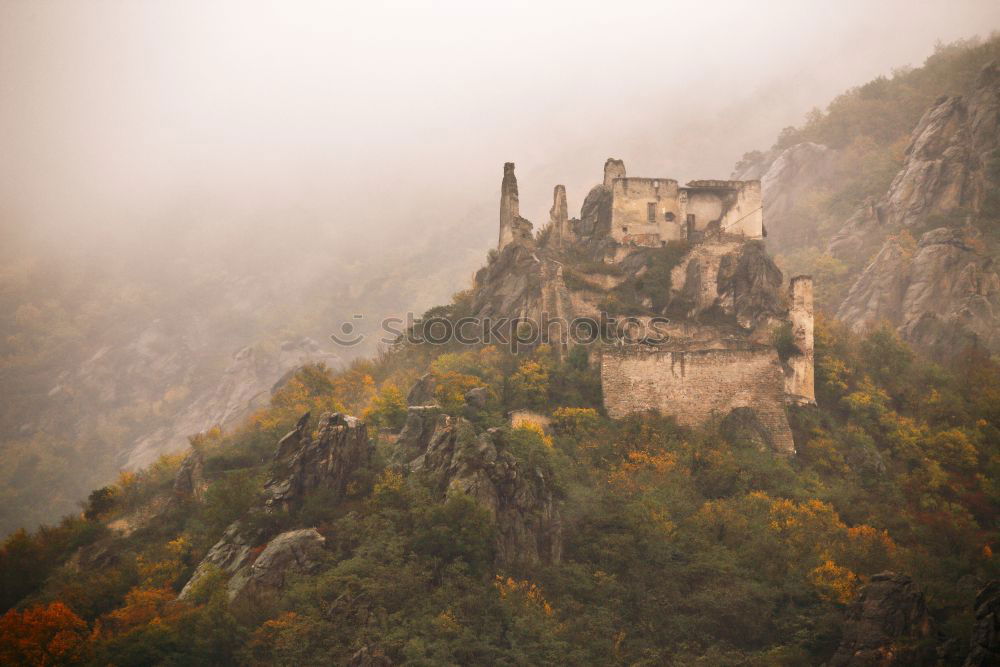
[610,177,683,245]
[607,167,762,247]
[786,275,816,405]
[601,344,795,454]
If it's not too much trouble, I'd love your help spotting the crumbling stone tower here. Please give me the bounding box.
[498,162,533,250]
[785,275,816,405]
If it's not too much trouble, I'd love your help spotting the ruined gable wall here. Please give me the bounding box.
[684,190,726,231]
[610,178,682,245]
[681,181,763,238]
[601,345,795,454]
[720,181,763,237]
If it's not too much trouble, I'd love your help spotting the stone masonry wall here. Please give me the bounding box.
[786,275,816,405]
[601,344,796,454]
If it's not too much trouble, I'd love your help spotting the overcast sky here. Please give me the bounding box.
[2,0,1000,260]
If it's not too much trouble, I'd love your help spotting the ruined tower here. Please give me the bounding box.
[550,185,571,246]
[785,275,816,405]
[604,158,626,187]
[498,162,533,250]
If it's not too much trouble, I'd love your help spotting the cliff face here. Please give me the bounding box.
[834,63,1000,355]
[398,404,563,566]
[734,142,839,250]
[740,62,1000,358]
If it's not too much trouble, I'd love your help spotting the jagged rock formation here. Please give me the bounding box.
[837,228,1000,353]
[179,412,370,604]
[964,580,1000,667]
[264,412,371,513]
[172,448,205,501]
[227,528,327,619]
[829,572,935,667]
[832,63,1000,355]
[178,521,267,600]
[406,373,438,406]
[398,405,562,565]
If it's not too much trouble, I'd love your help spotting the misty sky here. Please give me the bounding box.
[3,1,1000,261]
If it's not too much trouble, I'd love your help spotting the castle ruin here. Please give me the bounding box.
[482,158,813,454]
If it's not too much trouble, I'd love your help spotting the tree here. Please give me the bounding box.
[0,602,90,665]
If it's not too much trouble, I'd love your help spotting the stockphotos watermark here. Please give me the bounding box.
[331,312,673,352]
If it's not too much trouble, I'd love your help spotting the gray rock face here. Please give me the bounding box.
[833,63,1000,354]
[964,580,1000,667]
[227,528,327,619]
[180,412,369,601]
[884,64,1000,229]
[715,240,786,329]
[837,228,1000,354]
[178,521,265,599]
[830,572,934,667]
[264,412,372,513]
[401,406,562,566]
[577,183,613,241]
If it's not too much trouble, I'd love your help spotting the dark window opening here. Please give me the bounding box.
[647,203,656,223]
[621,226,628,233]
[664,211,675,222]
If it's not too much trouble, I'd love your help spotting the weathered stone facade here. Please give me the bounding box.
[610,171,763,247]
[601,344,796,454]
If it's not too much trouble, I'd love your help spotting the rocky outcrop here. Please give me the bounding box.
[464,386,489,409]
[406,373,437,406]
[716,240,786,329]
[884,64,999,229]
[830,572,935,667]
[227,528,327,619]
[964,580,1000,667]
[550,185,571,246]
[178,521,267,599]
[264,412,371,512]
[833,63,1000,354]
[668,239,785,330]
[837,228,1000,355]
[180,412,369,602]
[400,404,562,566]
[172,448,205,501]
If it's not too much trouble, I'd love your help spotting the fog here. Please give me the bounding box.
[3,0,1000,267]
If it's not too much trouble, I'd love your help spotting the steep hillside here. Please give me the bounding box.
[0,214,486,536]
